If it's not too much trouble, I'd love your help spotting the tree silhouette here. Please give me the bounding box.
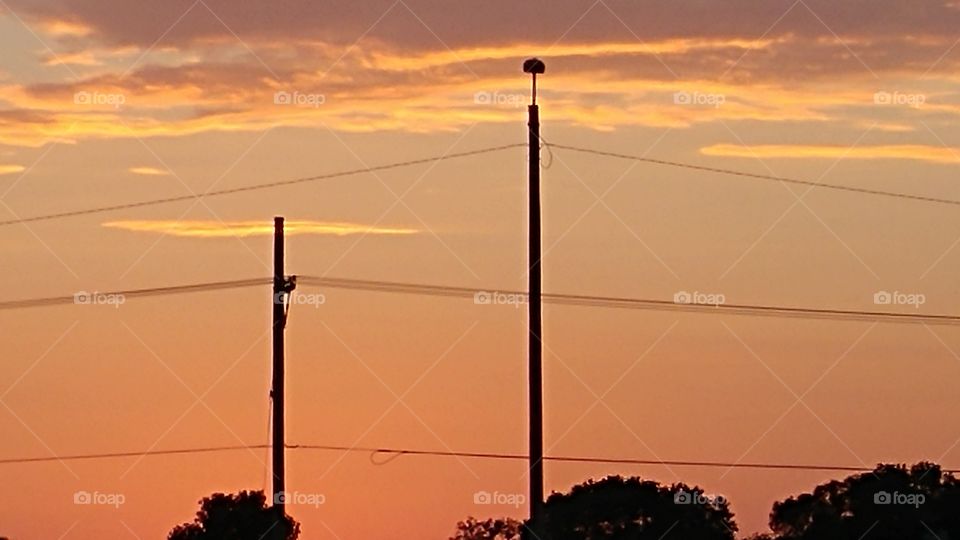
[168,491,300,540]
[540,475,736,540]
[450,516,522,540]
[452,476,736,539]
[765,462,960,540]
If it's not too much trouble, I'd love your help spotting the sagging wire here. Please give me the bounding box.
[370,449,409,466]
[539,135,554,169]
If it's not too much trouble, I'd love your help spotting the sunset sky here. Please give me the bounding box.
[3,0,960,538]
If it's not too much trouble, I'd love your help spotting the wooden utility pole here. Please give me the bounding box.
[272,216,296,514]
[523,57,546,539]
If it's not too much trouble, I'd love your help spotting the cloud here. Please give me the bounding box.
[102,220,420,238]
[128,166,170,176]
[366,38,781,72]
[0,44,907,147]
[41,50,102,66]
[4,0,960,147]
[0,164,25,175]
[700,144,960,163]
[38,19,92,37]
[14,0,960,50]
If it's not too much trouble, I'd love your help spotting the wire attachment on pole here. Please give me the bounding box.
[280,275,297,327]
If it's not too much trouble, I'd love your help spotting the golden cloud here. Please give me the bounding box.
[0,30,956,147]
[39,19,93,37]
[42,51,102,66]
[0,164,26,175]
[128,166,170,176]
[701,144,960,163]
[0,72,836,147]
[367,38,780,71]
[102,220,420,238]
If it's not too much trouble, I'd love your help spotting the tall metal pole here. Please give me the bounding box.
[523,57,546,538]
[272,216,287,514]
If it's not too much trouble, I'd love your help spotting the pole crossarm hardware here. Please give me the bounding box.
[278,275,297,328]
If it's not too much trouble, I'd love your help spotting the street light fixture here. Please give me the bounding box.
[523,57,545,540]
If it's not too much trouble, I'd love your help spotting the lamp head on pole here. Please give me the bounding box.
[523,58,546,75]
[523,58,545,104]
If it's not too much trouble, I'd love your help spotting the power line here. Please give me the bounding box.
[2,442,952,474]
[550,143,960,207]
[0,278,269,310]
[0,445,269,465]
[4,275,959,326]
[296,276,960,326]
[0,144,526,227]
[5,141,952,229]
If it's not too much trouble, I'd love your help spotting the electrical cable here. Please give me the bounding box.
[549,143,960,207]
[3,275,958,326]
[0,278,269,310]
[2,442,951,474]
[0,144,526,227]
[296,276,960,326]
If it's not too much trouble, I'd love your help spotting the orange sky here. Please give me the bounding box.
[2,1,960,538]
